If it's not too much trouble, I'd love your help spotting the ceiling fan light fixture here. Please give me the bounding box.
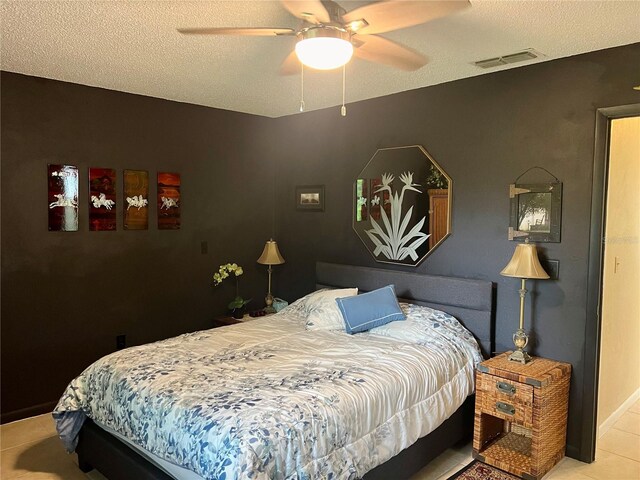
[295,27,353,70]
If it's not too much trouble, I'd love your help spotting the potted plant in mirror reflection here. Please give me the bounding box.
[365,172,430,262]
[213,263,251,319]
[424,165,448,189]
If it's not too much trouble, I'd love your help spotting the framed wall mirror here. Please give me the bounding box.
[353,145,452,266]
[508,182,562,242]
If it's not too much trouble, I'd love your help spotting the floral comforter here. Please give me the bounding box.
[54,303,482,480]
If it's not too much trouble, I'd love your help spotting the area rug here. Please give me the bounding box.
[447,460,521,480]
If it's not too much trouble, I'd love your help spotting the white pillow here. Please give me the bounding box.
[304,288,358,331]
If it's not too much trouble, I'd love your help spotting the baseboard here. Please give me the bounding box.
[598,386,640,438]
[0,401,57,424]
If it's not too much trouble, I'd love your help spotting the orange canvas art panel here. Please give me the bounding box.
[124,170,149,230]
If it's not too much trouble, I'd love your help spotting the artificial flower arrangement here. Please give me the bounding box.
[213,263,251,315]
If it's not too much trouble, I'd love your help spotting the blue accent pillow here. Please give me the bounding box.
[336,285,406,334]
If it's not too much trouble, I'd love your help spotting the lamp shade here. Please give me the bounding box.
[257,239,285,265]
[500,243,549,279]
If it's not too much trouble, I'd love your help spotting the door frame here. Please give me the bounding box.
[582,103,640,461]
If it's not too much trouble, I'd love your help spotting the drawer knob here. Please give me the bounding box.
[496,402,516,416]
[496,381,516,396]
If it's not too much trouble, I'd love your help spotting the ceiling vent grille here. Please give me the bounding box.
[474,49,543,69]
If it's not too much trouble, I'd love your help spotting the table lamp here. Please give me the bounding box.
[257,239,285,313]
[500,239,549,364]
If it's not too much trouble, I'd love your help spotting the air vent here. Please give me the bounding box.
[474,49,544,69]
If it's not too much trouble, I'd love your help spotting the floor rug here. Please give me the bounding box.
[446,460,521,480]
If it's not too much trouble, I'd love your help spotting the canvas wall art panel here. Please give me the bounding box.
[48,164,79,231]
[157,172,180,230]
[124,170,149,230]
[89,167,116,231]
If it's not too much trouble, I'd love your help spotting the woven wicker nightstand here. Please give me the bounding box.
[473,352,571,480]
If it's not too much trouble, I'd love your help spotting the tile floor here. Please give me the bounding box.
[1,401,638,480]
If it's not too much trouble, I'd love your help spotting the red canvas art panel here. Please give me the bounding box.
[48,164,79,231]
[89,168,117,231]
[157,172,180,230]
[124,170,149,230]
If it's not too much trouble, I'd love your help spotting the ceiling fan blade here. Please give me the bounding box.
[353,35,427,71]
[177,27,295,36]
[343,0,470,35]
[280,50,301,76]
[280,0,330,24]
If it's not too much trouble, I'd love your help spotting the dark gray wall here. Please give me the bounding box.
[271,43,640,460]
[1,72,276,421]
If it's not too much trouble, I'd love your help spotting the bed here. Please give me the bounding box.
[55,262,494,480]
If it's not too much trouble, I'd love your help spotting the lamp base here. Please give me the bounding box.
[508,349,532,364]
[509,328,532,364]
[264,293,275,314]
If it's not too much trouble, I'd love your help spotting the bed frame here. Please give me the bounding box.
[76,262,494,480]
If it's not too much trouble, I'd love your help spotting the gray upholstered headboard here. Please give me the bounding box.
[316,262,494,358]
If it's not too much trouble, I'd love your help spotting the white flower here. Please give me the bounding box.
[399,171,422,193]
[213,262,245,286]
[371,195,380,206]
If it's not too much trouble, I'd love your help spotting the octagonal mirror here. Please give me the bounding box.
[353,145,452,266]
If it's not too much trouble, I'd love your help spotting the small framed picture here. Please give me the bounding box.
[295,185,325,212]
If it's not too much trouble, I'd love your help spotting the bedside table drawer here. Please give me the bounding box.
[478,373,533,404]
[477,374,533,427]
[478,396,533,427]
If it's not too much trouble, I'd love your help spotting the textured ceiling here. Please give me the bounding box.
[2,1,639,118]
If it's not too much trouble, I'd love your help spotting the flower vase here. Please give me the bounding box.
[231,307,244,320]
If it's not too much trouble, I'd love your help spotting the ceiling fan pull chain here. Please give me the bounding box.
[341,64,347,117]
[299,63,305,112]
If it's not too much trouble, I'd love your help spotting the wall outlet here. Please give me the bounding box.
[116,334,126,350]
[540,259,560,280]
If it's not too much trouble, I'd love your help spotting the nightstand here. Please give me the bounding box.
[212,313,273,328]
[212,314,254,328]
[473,352,571,480]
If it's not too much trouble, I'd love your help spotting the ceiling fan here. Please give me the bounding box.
[178,0,471,74]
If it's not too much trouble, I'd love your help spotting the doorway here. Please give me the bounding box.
[583,104,640,463]
[596,116,640,449]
